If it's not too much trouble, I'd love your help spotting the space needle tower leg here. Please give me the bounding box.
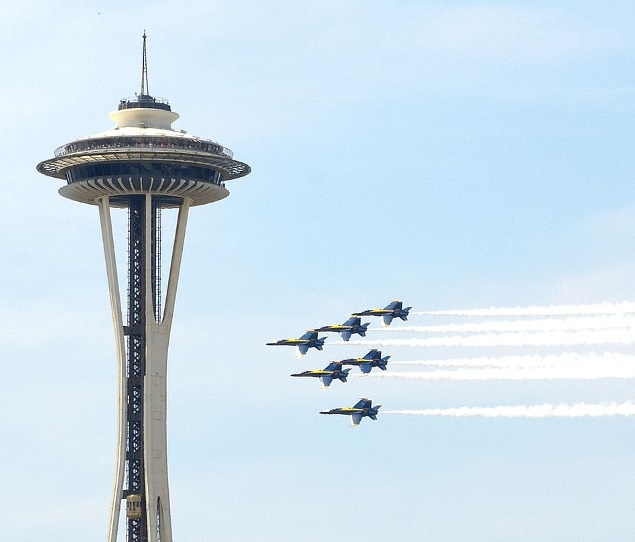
[99,196,127,542]
[144,195,191,542]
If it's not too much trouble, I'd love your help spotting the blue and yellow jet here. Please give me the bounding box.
[266,330,326,356]
[291,362,351,388]
[315,316,370,342]
[320,398,381,426]
[339,349,390,374]
[353,299,411,326]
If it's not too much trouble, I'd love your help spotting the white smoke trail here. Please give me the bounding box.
[368,363,635,381]
[393,352,633,369]
[340,327,635,348]
[383,402,635,418]
[376,315,635,334]
[412,301,635,317]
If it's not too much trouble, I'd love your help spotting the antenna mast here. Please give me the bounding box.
[141,31,149,96]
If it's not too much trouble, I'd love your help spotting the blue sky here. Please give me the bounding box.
[3,1,635,540]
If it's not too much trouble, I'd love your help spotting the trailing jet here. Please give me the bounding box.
[266,330,326,356]
[339,349,390,374]
[291,362,351,388]
[353,299,411,326]
[314,316,370,342]
[320,398,381,426]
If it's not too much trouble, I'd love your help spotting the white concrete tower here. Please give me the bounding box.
[37,34,250,542]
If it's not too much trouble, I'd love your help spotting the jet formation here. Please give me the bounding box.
[267,300,411,425]
[320,398,381,426]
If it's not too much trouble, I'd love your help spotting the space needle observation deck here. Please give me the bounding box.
[37,92,250,206]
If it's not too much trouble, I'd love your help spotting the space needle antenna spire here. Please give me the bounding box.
[141,31,149,96]
[37,33,251,542]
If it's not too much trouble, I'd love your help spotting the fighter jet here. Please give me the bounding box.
[266,330,326,356]
[291,362,351,388]
[339,349,390,374]
[353,299,411,326]
[314,316,370,342]
[320,398,381,426]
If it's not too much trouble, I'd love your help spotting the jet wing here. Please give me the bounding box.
[340,330,352,342]
[351,413,363,426]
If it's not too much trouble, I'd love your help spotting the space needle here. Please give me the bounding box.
[37,34,250,542]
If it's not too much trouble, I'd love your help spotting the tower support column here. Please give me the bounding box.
[98,194,191,542]
[99,196,127,542]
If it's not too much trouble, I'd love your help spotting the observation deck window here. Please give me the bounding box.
[118,95,171,111]
[65,162,223,186]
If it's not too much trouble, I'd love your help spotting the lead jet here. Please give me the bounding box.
[320,398,381,426]
[353,299,411,326]
[314,316,370,342]
[339,349,390,374]
[266,330,326,356]
[291,362,351,388]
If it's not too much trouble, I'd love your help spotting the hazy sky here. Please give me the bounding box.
[3,1,635,541]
